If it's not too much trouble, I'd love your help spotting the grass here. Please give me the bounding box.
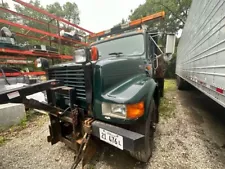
[159,79,177,120]
[159,97,176,119]
[0,116,28,133]
[9,110,33,132]
[19,116,27,127]
[164,79,177,92]
[88,164,95,169]
[0,136,6,146]
[9,109,44,131]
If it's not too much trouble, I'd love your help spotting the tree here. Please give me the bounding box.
[46,2,80,29]
[14,0,47,30]
[129,0,192,78]
[121,18,126,24]
[129,0,192,33]
[11,0,80,55]
[46,2,80,55]
[13,0,80,34]
[0,0,8,8]
[0,2,11,27]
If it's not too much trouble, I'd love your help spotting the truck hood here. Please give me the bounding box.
[94,56,145,93]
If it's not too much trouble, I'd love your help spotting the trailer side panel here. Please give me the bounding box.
[176,0,225,108]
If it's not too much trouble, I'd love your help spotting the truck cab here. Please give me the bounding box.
[90,30,159,123]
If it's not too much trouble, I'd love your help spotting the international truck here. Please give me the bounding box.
[176,0,225,109]
[0,11,175,168]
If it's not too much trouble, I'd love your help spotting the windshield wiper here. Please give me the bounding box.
[108,52,123,56]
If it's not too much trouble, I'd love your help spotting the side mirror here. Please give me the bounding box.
[165,34,176,54]
[34,57,49,70]
[164,34,176,61]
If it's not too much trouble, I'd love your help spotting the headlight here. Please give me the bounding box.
[74,49,87,63]
[102,103,126,119]
[102,101,144,119]
[111,104,126,115]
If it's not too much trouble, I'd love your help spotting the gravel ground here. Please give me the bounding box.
[1,85,225,169]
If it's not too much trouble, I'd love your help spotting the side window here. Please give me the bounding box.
[147,36,151,59]
[148,35,157,61]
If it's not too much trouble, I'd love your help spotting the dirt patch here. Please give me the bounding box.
[0,115,76,169]
[148,90,225,169]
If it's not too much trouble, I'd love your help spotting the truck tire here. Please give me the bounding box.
[155,78,164,97]
[159,78,164,97]
[129,99,156,162]
[177,76,188,90]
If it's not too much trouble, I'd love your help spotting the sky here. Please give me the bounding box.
[7,0,146,33]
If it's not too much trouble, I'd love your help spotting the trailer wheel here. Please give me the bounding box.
[129,99,156,162]
[177,76,187,90]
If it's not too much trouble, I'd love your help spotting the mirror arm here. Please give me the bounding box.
[154,54,159,69]
[149,36,164,55]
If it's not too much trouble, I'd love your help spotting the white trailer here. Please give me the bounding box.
[176,0,225,108]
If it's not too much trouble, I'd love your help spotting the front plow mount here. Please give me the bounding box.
[0,80,96,169]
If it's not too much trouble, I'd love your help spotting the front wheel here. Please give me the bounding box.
[129,99,156,162]
[155,78,164,97]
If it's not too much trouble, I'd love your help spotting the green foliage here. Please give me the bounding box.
[164,79,176,92]
[165,53,176,78]
[19,116,27,127]
[14,0,47,33]
[129,1,192,78]
[129,0,192,33]
[47,2,80,28]
[159,96,176,119]
[121,18,126,24]
[0,0,80,69]
[7,0,80,53]
[0,136,6,146]
[165,38,180,78]
[0,2,11,27]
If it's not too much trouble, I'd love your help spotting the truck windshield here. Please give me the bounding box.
[93,34,144,58]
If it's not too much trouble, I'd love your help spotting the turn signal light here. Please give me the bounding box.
[126,101,144,119]
[91,46,99,61]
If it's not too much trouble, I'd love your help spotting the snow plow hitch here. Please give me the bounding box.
[0,79,61,105]
[0,80,96,169]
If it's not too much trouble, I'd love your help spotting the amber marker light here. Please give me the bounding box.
[146,65,151,70]
[126,101,144,119]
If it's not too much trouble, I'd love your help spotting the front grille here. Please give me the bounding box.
[48,66,86,100]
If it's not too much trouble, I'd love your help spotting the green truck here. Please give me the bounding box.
[0,11,175,168]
